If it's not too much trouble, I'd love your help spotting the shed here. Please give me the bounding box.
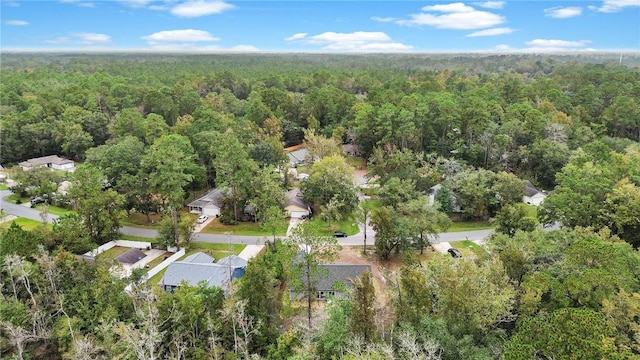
[116,248,147,265]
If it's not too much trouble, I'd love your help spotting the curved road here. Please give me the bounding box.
[1,190,493,245]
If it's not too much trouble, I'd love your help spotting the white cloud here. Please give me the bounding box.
[5,20,29,26]
[493,44,512,51]
[285,31,413,52]
[544,6,582,18]
[371,16,397,23]
[45,32,111,45]
[397,3,505,29]
[590,0,640,12]
[142,29,219,44]
[421,3,475,12]
[525,39,591,48]
[474,1,505,9]
[467,27,513,37]
[60,0,95,7]
[170,0,234,18]
[284,33,308,41]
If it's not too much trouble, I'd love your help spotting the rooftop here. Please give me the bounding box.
[116,248,147,265]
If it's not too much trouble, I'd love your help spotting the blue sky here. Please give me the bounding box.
[1,0,639,52]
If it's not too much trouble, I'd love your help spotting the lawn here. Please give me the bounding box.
[200,218,288,236]
[309,216,360,236]
[521,203,538,218]
[0,184,8,190]
[120,234,158,243]
[33,204,74,216]
[148,268,167,287]
[4,193,29,204]
[96,246,129,260]
[449,240,491,261]
[121,212,163,229]
[446,220,493,232]
[0,218,47,231]
[140,251,173,274]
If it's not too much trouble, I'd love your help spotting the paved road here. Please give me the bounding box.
[1,189,494,245]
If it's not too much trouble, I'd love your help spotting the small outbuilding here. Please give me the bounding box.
[116,248,147,265]
[523,180,547,206]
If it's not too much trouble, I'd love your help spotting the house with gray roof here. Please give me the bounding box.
[160,252,247,294]
[19,155,75,172]
[291,263,372,301]
[286,147,308,167]
[188,188,226,217]
[182,252,215,264]
[523,180,547,206]
[285,188,311,219]
[217,255,248,278]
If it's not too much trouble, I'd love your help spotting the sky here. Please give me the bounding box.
[1,0,639,52]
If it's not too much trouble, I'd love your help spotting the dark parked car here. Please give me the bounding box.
[30,196,45,205]
[333,231,347,238]
[447,248,462,258]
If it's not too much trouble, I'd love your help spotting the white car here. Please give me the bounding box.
[197,215,209,224]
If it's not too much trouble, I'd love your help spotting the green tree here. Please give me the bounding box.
[69,165,124,245]
[504,308,619,360]
[398,196,452,254]
[301,155,358,215]
[286,222,341,327]
[491,204,538,238]
[350,271,377,342]
[354,200,376,253]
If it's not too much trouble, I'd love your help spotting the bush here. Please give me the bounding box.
[15,199,22,204]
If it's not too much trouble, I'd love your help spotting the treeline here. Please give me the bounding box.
[2,54,639,191]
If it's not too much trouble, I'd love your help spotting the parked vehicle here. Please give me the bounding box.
[447,248,462,258]
[30,196,45,205]
[333,231,347,238]
[197,215,209,224]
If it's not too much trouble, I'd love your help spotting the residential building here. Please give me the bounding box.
[19,155,75,172]
[188,188,226,217]
[160,252,247,294]
[285,188,311,219]
[290,263,372,300]
[523,180,547,206]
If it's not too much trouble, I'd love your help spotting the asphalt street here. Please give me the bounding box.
[1,189,494,245]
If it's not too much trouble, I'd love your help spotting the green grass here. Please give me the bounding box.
[179,243,246,268]
[0,218,47,231]
[96,246,129,260]
[33,204,74,216]
[140,251,173,274]
[0,184,8,190]
[120,234,158,243]
[148,268,167,287]
[4,193,29,204]
[449,240,490,261]
[200,218,288,236]
[309,216,360,236]
[446,220,493,232]
[521,203,538,218]
[121,212,163,229]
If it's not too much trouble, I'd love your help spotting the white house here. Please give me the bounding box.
[19,155,75,172]
[285,188,311,219]
[523,180,547,206]
[188,188,226,217]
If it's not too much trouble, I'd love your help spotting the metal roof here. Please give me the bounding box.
[217,255,247,268]
[182,252,215,264]
[161,262,233,288]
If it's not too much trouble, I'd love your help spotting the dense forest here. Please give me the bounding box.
[1,53,640,359]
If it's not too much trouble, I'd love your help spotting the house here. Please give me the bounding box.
[160,252,246,294]
[285,188,311,219]
[0,164,6,181]
[427,183,462,212]
[523,180,547,206]
[19,155,75,172]
[188,188,226,217]
[217,255,248,278]
[290,263,372,301]
[285,145,308,167]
